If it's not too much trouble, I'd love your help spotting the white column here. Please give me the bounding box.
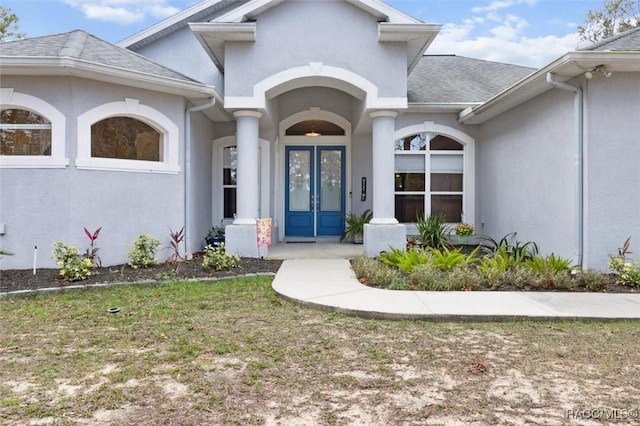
[369,110,399,224]
[233,110,262,225]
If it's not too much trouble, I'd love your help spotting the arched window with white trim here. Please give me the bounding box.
[394,123,475,226]
[0,89,68,168]
[76,99,179,173]
[395,133,464,222]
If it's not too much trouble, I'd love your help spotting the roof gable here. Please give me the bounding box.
[119,0,250,50]
[191,0,440,72]
[212,0,421,24]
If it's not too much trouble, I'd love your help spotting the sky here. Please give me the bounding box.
[2,0,604,68]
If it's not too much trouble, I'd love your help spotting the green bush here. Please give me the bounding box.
[416,213,452,249]
[445,267,482,291]
[574,269,611,291]
[52,242,93,282]
[352,256,405,289]
[127,234,161,269]
[608,255,640,287]
[202,243,241,271]
[429,246,480,271]
[525,253,575,274]
[379,247,431,272]
[406,265,448,290]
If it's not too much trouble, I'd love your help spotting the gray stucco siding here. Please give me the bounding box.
[224,0,408,99]
[135,26,223,89]
[476,88,577,261]
[1,77,188,269]
[188,110,216,252]
[585,73,640,270]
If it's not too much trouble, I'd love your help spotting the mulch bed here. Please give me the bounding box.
[0,253,283,294]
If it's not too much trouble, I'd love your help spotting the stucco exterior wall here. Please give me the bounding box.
[0,76,187,269]
[188,111,215,252]
[134,26,223,89]
[585,73,640,270]
[476,88,577,260]
[224,1,407,98]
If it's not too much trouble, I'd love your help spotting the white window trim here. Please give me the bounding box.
[212,136,269,226]
[394,122,475,228]
[76,98,179,174]
[0,88,68,168]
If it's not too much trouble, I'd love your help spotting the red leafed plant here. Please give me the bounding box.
[168,227,185,263]
[84,227,102,267]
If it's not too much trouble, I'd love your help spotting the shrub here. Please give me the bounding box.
[574,269,611,291]
[608,255,640,287]
[352,256,405,289]
[379,246,431,273]
[52,242,93,282]
[406,265,448,290]
[202,243,240,271]
[525,253,575,274]
[445,267,482,291]
[477,255,509,282]
[127,234,161,269]
[429,246,480,271]
[480,232,538,264]
[416,213,452,249]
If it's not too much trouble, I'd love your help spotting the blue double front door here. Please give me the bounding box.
[285,145,346,237]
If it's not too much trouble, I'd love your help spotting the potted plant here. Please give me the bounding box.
[206,221,225,247]
[454,222,475,244]
[340,209,373,244]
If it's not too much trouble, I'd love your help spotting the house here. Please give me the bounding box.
[1,0,639,271]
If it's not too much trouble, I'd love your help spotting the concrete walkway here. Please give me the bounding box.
[271,258,640,321]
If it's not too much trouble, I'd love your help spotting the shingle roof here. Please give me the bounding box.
[0,30,199,83]
[408,55,535,103]
[580,26,640,51]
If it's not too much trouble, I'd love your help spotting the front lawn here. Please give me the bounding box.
[1,277,639,424]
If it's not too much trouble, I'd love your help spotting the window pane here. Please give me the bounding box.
[320,149,342,211]
[431,195,462,222]
[288,150,311,212]
[223,168,236,186]
[430,135,463,151]
[1,108,50,125]
[0,129,51,155]
[224,188,236,219]
[431,173,463,192]
[1,109,52,156]
[91,117,160,161]
[395,154,425,172]
[431,154,463,173]
[223,146,237,168]
[395,195,424,223]
[395,133,427,151]
[395,173,425,191]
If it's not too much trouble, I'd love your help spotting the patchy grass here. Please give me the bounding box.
[1,277,639,425]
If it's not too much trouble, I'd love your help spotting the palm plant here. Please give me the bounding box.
[340,209,373,243]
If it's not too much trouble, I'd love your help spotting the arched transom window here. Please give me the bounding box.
[394,133,465,223]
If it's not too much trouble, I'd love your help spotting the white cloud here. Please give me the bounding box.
[471,0,536,14]
[425,0,580,67]
[63,0,180,24]
[429,24,580,68]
